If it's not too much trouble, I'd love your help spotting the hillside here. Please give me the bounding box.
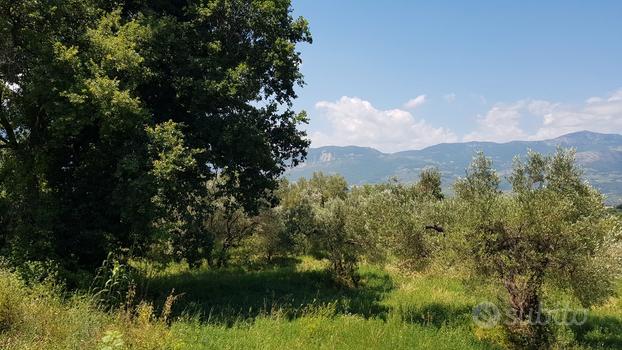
[286,131,622,204]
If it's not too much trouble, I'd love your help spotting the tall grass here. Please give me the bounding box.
[0,269,108,349]
[0,258,620,349]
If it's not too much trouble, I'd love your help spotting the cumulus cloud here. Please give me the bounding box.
[403,95,427,109]
[464,101,529,142]
[531,90,622,139]
[312,96,457,152]
[311,89,622,150]
[464,89,622,142]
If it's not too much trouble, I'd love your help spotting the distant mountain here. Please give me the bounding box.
[285,131,622,205]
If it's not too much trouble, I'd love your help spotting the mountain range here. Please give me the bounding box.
[285,131,622,205]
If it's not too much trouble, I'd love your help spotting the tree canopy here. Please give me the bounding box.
[0,0,311,269]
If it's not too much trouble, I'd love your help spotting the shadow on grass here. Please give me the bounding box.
[396,303,473,328]
[138,263,394,325]
[571,314,622,349]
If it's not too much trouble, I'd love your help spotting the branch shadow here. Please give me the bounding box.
[571,314,622,349]
[138,264,393,325]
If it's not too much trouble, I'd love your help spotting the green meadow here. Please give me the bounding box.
[1,257,621,349]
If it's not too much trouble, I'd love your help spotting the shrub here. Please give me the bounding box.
[90,253,135,311]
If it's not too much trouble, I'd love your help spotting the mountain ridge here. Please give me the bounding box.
[286,131,622,204]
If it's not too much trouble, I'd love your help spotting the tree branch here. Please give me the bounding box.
[0,85,18,149]
[424,224,445,234]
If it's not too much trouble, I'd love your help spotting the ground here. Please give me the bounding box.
[1,257,621,349]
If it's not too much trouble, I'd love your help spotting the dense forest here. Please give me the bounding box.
[0,1,621,349]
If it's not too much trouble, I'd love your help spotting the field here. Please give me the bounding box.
[1,257,621,350]
[2,1,621,349]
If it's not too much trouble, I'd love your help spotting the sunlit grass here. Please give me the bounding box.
[0,258,620,349]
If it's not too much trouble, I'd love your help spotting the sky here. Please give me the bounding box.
[290,0,622,153]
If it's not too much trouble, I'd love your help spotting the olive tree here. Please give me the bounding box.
[277,173,366,285]
[207,199,259,268]
[346,169,448,270]
[313,197,362,287]
[456,150,621,348]
[249,207,295,263]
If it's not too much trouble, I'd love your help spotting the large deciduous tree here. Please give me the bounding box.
[0,0,311,270]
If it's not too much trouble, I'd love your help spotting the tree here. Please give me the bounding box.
[276,173,364,285]
[148,120,213,268]
[208,200,258,268]
[416,167,444,200]
[0,0,311,271]
[347,181,445,270]
[454,151,501,205]
[252,206,294,263]
[313,197,361,287]
[456,149,621,348]
[306,172,349,205]
[278,173,348,255]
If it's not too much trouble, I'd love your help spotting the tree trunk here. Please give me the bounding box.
[217,244,229,268]
[503,276,551,349]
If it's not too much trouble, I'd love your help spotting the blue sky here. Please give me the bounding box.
[291,0,622,152]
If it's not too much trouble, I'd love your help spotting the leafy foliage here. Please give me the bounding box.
[90,253,135,311]
[0,0,311,272]
[455,149,621,348]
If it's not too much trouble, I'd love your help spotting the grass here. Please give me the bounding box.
[169,315,497,350]
[0,257,621,349]
[136,257,393,324]
[571,282,622,349]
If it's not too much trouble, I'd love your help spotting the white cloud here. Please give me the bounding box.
[465,89,622,142]
[444,93,456,103]
[464,101,529,142]
[607,90,622,101]
[586,97,603,104]
[531,90,622,139]
[312,96,457,152]
[403,94,427,109]
[310,89,622,151]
